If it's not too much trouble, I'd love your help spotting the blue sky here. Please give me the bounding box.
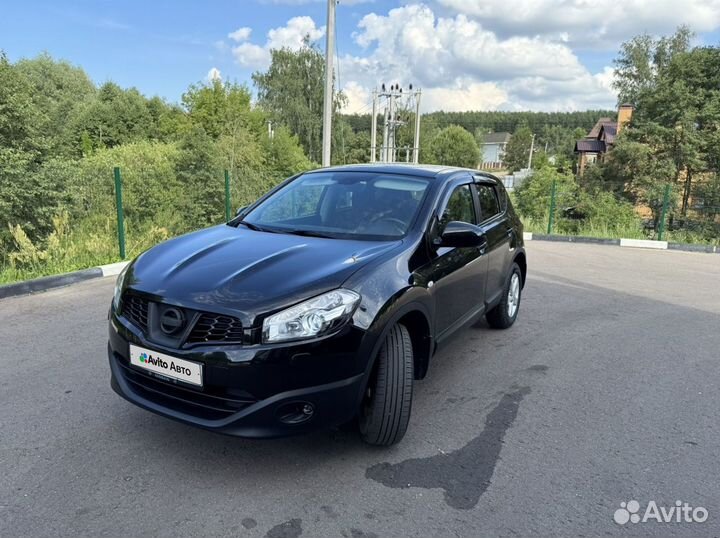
[2,0,720,112]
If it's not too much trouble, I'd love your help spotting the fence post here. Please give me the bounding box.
[658,183,671,241]
[224,169,231,221]
[113,167,126,259]
[547,179,557,235]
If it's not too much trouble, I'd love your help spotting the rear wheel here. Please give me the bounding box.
[486,262,522,329]
[359,323,414,446]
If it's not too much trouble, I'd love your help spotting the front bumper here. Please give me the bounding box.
[108,309,368,438]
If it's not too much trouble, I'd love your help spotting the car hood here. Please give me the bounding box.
[125,225,401,324]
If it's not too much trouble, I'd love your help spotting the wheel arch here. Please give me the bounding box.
[513,250,527,288]
[357,298,433,413]
[396,309,433,380]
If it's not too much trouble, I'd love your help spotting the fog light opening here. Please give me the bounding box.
[277,401,315,424]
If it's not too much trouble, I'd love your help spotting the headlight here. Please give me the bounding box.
[262,289,360,343]
[113,265,129,310]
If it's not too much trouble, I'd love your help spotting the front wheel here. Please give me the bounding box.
[359,323,414,446]
[486,262,522,329]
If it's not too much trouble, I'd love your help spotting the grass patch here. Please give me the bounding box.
[0,213,172,285]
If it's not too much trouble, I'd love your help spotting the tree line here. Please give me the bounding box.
[0,51,315,281]
[0,43,609,283]
[2,25,718,282]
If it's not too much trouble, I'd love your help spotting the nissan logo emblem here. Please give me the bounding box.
[159,307,185,335]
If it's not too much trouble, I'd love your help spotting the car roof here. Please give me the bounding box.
[306,163,492,180]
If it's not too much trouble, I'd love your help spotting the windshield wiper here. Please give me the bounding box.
[282,229,335,239]
[236,220,276,233]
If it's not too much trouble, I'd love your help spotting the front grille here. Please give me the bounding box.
[120,293,244,346]
[187,313,244,344]
[122,295,149,332]
[116,358,256,420]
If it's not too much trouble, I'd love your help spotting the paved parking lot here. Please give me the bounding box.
[1,242,719,537]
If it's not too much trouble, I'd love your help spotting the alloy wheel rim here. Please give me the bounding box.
[507,273,520,318]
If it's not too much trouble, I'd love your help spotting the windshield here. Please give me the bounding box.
[241,171,430,240]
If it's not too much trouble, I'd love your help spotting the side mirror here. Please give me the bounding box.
[436,221,487,249]
[235,206,248,217]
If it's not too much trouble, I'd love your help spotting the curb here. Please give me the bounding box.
[524,232,719,253]
[619,238,667,250]
[530,233,620,246]
[0,261,129,300]
[667,242,719,253]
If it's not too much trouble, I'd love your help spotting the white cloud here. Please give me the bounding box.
[437,0,720,48]
[232,43,271,68]
[231,16,325,68]
[342,81,371,113]
[266,16,324,50]
[206,67,222,82]
[228,27,252,42]
[423,82,508,112]
[338,4,617,111]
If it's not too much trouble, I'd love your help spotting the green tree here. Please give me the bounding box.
[426,125,479,168]
[0,52,56,245]
[592,137,677,229]
[474,128,486,148]
[514,166,577,222]
[504,125,533,172]
[253,42,344,163]
[15,53,96,156]
[0,52,44,153]
[537,125,586,161]
[71,140,183,228]
[182,79,262,140]
[175,127,223,226]
[613,26,693,105]
[146,96,186,141]
[609,34,719,226]
[69,82,154,152]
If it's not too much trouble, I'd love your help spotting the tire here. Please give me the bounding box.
[359,323,414,446]
[486,262,522,329]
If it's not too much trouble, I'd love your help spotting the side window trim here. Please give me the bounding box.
[494,185,508,213]
[470,183,482,226]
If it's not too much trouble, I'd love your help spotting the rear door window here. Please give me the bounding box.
[476,184,500,222]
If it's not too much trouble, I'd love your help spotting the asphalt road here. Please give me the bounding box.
[1,242,719,537]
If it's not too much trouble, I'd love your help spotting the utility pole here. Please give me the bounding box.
[413,89,422,164]
[370,89,378,163]
[374,84,421,163]
[321,0,336,167]
[527,134,535,169]
[388,87,396,162]
[382,94,389,162]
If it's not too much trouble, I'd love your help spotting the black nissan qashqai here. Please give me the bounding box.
[108,164,526,446]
